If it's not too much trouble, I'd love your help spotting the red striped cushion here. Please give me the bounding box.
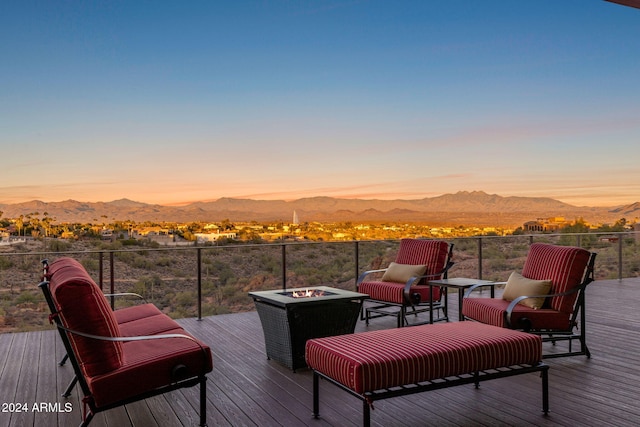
[395,239,449,279]
[522,243,591,313]
[48,257,124,377]
[118,313,182,337]
[114,303,164,325]
[306,322,541,394]
[462,297,572,331]
[358,280,441,304]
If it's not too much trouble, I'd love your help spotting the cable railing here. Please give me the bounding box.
[0,231,638,332]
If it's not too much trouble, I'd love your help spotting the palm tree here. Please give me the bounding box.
[16,215,24,237]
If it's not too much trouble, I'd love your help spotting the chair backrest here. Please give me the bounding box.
[521,243,595,314]
[395,238,452,282]
[42,257,123,377]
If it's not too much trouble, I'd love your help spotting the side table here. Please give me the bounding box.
[428,278,495,321]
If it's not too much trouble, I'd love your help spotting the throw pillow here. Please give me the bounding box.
[502,271,552,309]
[381,262,427,284]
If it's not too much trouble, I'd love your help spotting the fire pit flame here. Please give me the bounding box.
[291,289,326,298]
[277,288,337,299]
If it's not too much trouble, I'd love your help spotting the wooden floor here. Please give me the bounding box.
[2,278,640,427]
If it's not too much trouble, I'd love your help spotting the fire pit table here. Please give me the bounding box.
[249,286,368,371]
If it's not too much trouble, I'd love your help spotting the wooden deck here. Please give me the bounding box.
[1,277,640,426]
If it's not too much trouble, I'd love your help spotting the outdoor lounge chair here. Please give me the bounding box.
[356,238,454,327]
[461,242,596,358]
[44,258,175,397]
[39,257,213,426]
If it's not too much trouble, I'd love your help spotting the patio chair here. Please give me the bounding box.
[39,257,213,426]
[357,238,454,327]
[42,258,168,397]
[461,242,596,358]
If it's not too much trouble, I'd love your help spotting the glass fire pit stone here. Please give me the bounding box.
[249,286,368,371]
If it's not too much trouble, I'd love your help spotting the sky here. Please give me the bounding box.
[1,0,639,208]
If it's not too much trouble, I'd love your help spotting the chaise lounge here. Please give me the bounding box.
[306,321,548,427]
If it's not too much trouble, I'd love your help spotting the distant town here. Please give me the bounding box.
[0,209,636,248]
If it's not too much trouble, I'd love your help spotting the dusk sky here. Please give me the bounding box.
[2,1,639,207]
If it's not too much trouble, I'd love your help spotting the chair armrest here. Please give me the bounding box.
[104,292,146,300]
[402,272,447,304]
[103,292,148,305]
[57,323,196,344]
[464,281,503,298]
[55,323,210,366]
[356,268,388,285]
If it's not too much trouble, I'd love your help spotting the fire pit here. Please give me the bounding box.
[248,286,368,371]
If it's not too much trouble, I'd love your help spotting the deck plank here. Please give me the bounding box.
[2,277,640,426]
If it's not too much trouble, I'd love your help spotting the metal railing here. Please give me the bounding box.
[1,231,638,332]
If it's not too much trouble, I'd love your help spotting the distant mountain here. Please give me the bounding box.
[610,202,640,216]
[0,191,635,226]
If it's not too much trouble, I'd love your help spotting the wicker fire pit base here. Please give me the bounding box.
[249,286,368,371]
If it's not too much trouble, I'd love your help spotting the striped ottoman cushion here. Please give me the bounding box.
[305,321,542,394]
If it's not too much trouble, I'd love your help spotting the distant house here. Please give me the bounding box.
[194,232,237,244]
[524,217,570,232]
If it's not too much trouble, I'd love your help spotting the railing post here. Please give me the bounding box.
[477,237,483,280]
[354,241,360,286]
[282,244,287,291]
[618,235,623,281]
[197,248,202,320]
[98,252,104,291]
[109,251,115,310]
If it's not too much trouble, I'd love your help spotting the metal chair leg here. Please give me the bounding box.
[62,376,78,398]
[59,354,69,366]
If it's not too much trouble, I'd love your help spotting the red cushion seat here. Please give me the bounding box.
[358,280,441,305]
[87,327,212,407]
[114,303,164,324]
[462,298,572,330]
[118,312,185,336]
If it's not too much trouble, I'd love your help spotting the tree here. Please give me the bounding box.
[16,215,24,237]
[560,218,589,234]
[28,213,41,237]
[41,212,54,237]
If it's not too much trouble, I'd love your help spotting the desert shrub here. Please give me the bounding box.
[133,257,155,270]
[80,258,99,273]
[174,291,196,310]
[258,253,280,275]
[120,239,141,246]
[115,251,135,264]
[156,256,173,267]
[46,239,72,252]
[16,291,38,304]
[133,275,162,299]
[0,256,13,269]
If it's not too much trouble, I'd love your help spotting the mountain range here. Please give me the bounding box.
[1,191,638,227]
